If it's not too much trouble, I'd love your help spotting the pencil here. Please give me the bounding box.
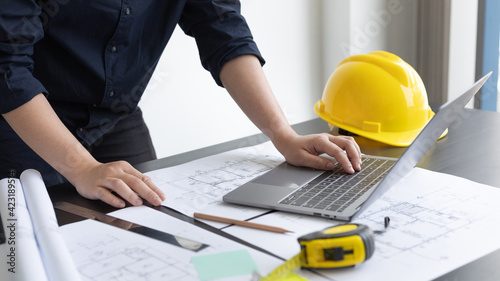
[193,212,293,234]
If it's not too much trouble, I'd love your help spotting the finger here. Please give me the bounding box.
[329,135,362,171]
[293,151,337,171]
[103,176,144,206]
[140,175,166,202]
[329,135,361,157]
[121,173,163,206]
[344,140,362,171]
[314,139,355,174]
[93,186,126,208]
[120,163,165,205]
[328,147,355,174]
[348,136,362,156]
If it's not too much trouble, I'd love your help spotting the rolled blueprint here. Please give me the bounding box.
[20,169,81,281]
[0,177,48,281]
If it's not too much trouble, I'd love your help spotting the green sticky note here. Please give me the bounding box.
[191,250,258,281]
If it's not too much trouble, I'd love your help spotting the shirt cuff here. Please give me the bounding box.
[210,44,266,87]
[0,67,47,114]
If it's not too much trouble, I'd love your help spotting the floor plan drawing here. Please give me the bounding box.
[60,208,291,281]
[321,168,500,280]
[223,167,500,281]
[72,234,194,281]
[355,176,499,261]
[145,142,284,218]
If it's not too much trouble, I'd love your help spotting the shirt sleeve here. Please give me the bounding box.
[0,0,47,114]
[178,0,265,87]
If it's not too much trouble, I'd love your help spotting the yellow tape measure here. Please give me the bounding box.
[261,218,389,281]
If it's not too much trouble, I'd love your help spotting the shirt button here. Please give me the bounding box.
[111,46,117,52]
[109,90,115,97]
[125,7,131,15]
[78,128,84,132]
[92,104,97,107]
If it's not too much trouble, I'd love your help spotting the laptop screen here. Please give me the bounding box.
[352,72,491,220]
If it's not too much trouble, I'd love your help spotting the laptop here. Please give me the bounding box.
[223,73,491,221]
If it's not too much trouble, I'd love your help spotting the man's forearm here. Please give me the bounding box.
[2,93,97,181]
[219,55,362,173]
[219,55,297,146]
[3,93,166,207]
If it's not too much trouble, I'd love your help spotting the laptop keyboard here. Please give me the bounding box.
[278,158,394,213]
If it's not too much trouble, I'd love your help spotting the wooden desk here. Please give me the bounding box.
[12,108,500,280]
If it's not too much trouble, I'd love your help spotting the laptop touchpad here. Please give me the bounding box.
[252,162,323,188]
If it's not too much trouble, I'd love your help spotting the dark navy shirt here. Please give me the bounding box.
[0,0,264,145]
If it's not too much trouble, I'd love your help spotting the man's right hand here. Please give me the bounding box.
[72,160,166,208]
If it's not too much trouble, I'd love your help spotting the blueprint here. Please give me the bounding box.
[146,141,284,221]
[140,140,500,280]
[64,225,195,281]
[59,206,328,281]
[224,168,500,281]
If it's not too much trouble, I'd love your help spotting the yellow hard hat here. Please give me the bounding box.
[314,51,447,147]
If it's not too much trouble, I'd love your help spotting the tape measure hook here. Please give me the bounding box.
[373,216,391,235]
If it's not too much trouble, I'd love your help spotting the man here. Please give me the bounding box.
[0,0,361,208]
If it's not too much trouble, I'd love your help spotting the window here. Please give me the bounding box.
[476,0,500,111]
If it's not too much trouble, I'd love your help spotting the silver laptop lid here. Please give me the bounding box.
[352,72,492,220]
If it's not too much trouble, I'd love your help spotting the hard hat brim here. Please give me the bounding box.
[314,102,448,147]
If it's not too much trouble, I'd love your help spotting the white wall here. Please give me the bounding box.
[448,0,478,107]
[322,0,418,84]
[138,0,322,159]
[323,0,478,105]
